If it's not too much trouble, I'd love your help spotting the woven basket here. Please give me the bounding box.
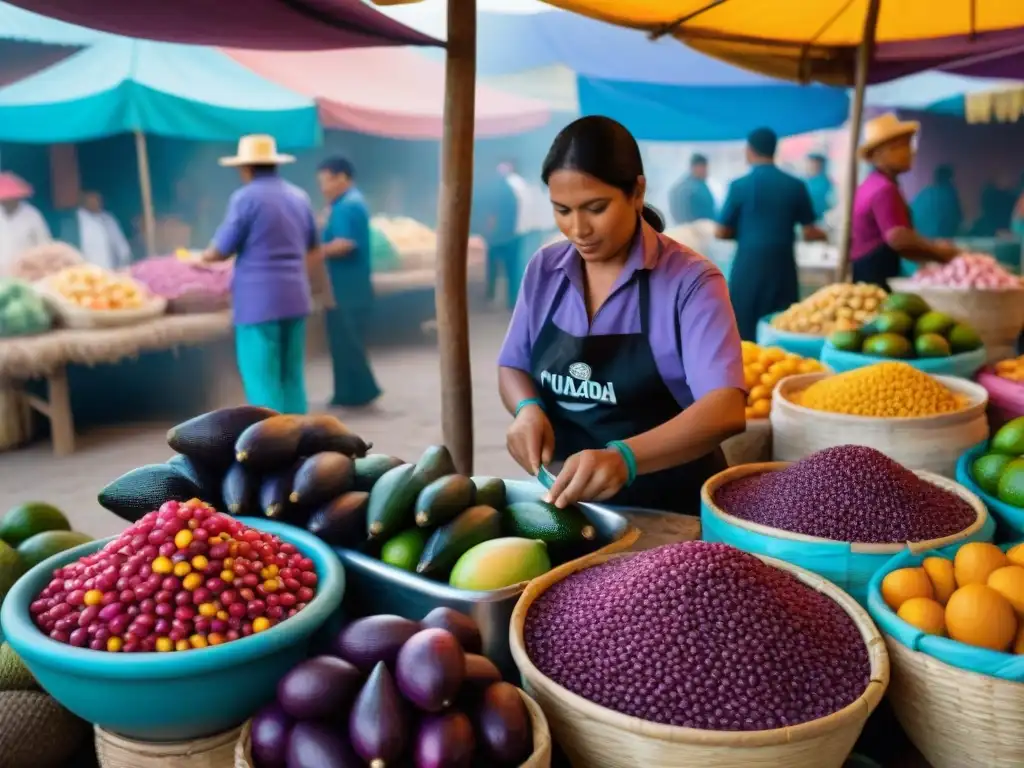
[889,277,1024,364]
[0,690,89,768]
[36,282,167,330]
[885,636,1024,768]
[771,372,989,478]
[95,725,240,768]
[721,418,772,466]
[233,688,552,767]
[509,552,889,768]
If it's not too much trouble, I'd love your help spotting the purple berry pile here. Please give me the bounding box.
[525,542,870,731]
[713,445,977,544]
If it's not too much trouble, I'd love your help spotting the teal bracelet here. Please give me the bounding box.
[515,398,544,417]
[606,440,637,487]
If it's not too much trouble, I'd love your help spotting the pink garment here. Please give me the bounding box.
[851,170,911,261]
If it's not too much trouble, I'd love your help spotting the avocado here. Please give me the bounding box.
[366,463,418,539]
[949,323,983,354]
[503,500,598,559]
[259,465,299,520]
[828,329,863,352]
[415,474,476,527]
[471,477,507,510]
[411,445,457,487]
[914,311,956,338]
[167,405,277,469]
[353,454,405,491]
[296,414,371,458]
[98,464,201,523]
[861,332,913,359]
[881,292,931,318]
[234,414,306,470]
[307,491,370,547]
[17,530,93,570]
[290,452,355,507]
[417,505,503,577]
[872,310,914,337]
[0,502,69,547]
[221,461,260,516]
[914,332,952,358]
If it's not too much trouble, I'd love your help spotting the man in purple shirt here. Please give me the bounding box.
[499,117,746,516]
[203,135,318,414]
[851,113,956,287]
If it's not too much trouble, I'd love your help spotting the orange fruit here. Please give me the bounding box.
[881,567,934,611]
[945,584,1017,652]
[750,400,771,418]
[953,542,1008,587]
[922,556,957,605]
[1006,543,1024,568]
[988,565,1024,615]
[897,597,946,636]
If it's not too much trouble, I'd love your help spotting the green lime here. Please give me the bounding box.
[914,311,956,338]
[17,531,93,570]
[862,333,912,359]
[873,310,914,337]
[948,323,983,354]
[997,458,1024,508]
[914,333,951,358]
[881,293,931,318]
[380,528,428,572]
[992,417,1024,456]
[973,453,1013,496]
[829,329,862,352]
[0,502,69,548]
[0,540,23,607]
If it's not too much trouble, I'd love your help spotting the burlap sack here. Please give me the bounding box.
[0,690,88,768]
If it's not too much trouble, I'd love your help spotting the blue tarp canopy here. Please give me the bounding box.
[866,71,1021,118]
[0,1,108,45]
[0,36,320,147]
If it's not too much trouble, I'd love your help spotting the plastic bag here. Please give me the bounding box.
[755,313,827,359]
[821,341,986,379]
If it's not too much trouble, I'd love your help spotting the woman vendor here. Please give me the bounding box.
[851,113,957,288]
[497,116,747,515]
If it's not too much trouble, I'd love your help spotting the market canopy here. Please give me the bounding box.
[225,47,552,140]
[867,72,1023,121]
[535,0,1024,85]
[1,0,440,50]
[0,36,320,147]
[0,1,111,85]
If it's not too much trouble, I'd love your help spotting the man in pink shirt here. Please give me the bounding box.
[851,113,957,288]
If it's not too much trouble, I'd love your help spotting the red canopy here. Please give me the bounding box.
[2,0,440,50]
[226,48,551,140]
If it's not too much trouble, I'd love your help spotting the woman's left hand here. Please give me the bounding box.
[544,448,629,508]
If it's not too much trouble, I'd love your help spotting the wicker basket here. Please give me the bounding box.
[233,688,552,767]
[509,552,889,768]
[95,725,240,768]
[36,283,167,330]
[885,636,1024,768]
[771,372,989,478]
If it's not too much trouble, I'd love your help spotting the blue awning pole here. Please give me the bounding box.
[134,130,156,256]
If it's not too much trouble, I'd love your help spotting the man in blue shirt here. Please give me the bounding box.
[668,154,717,225]
[804,153,835,223]
[717,128,826,341]
[317,156,381,408]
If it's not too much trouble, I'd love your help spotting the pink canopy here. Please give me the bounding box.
[225,48,552,140]
[2,0,439,50]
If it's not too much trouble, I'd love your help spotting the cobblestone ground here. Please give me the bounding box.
[0,308,521,538]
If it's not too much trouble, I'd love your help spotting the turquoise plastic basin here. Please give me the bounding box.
[0,517,344,741]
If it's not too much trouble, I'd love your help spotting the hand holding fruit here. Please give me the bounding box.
[506,405,554,475]
[544,448,629,508]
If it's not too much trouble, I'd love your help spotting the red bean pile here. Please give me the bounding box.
[30,499,318,652]
[525,542,870,731]
[713,445,977,543]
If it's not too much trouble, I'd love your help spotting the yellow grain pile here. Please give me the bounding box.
[796,363,966,417]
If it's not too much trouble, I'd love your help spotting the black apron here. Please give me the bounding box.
[851,241,901,292]
[529,270,726,516]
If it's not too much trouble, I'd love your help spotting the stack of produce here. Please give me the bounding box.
[7,241,83,283]
[770,283,887,335]
[793,363,968,418]
[827,292,983,361]
[249,608,537,767]
[742,341,824,419]
[713,446,978,544]
[993,357,1024,383]
[29,499,318,652]
[0,279,51,338]
[967,417,1024,511]
[910,253,1020,289]
[130,254,232,313]
[524,541,873,731]
[45,264,150,311]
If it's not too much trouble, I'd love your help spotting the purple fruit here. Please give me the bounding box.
[349,662,409,766]
[250,701,293,768]
[477,683,532,766]
[415,711,475,768]
[333,614,421,671]
[463,654,502,691]
[277,655,362,721]
[420,607,482,654]
[286,721,361,768]
[396,628,466,712]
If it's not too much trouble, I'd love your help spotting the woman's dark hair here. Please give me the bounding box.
[541,116,664,233]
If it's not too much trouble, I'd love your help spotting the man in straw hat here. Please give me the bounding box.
[202,134,320,414]
[850,112,957,288]
[0,172,51,273]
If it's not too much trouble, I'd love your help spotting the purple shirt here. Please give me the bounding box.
[213,175,317,326]
[851,170,911,261]
[499,221,746,408]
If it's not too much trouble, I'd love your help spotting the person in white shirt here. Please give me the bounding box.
[0,172,50,274]
[77,191,131,270]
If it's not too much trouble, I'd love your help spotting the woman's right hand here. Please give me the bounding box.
[506,405,555,475]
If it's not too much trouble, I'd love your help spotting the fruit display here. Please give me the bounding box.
[250,609,535,767]
[0,279,51,338]
[968,416,1024,509]
[524,542,871,730]
[7,240,83,283]
[880,541,1024,653]
[28,499,318,652]
[992,356,1024,383]
[741,341,824,419]
[713,445,978,544]
[793,362,967,417]
[827,292,983,360]
[44,264,150,311]
[130,255,232,305]
[910,253,1021,289]
[770,283,888,335]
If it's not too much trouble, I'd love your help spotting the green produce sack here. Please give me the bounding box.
[0,280,51,338]
[370,226,402,273]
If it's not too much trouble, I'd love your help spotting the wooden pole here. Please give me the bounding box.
[134,130,158,257]
[835,0,882,282]
[434,0,477,475]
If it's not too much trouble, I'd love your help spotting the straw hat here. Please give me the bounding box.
[0,172,33,201]
[219,134,294,167]
[858,113,920,158]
